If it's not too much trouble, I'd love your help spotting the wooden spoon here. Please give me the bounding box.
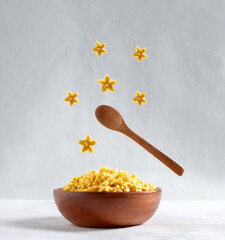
[95,105,184,176]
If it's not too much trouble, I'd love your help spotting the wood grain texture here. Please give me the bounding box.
[53,188,162,228]
[120,125,184,176]
[95,105,184,176]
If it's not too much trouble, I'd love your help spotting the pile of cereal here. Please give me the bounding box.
[63,166,156,192]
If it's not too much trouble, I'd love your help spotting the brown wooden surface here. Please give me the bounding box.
[53,188,162,228]
[95,105,184,176]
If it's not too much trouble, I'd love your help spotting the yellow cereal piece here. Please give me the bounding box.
[132,46,147,62]
[78,134,97,153]
[92,41,107,57]
[62,166,157,192]
[132,90,147,107]
[64,91,79,106]
[98,74,117,93]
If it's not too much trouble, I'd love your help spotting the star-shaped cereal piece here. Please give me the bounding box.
[92,41,107,57]
[132,46,147,62]
[132,90,147,107]
[78,134,97,153]
[98,74,117,93]
[64,91,79,106]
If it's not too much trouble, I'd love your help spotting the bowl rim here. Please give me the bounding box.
[54,187,161,194]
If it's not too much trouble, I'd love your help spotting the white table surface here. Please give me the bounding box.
[0,200,224,240]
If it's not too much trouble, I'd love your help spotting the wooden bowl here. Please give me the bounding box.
[53,188,162,228]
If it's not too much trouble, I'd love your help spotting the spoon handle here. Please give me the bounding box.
[121,127,184,176]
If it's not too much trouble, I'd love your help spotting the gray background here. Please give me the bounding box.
[0,0,224,200]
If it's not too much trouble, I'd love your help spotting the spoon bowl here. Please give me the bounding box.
[95,105,124,130]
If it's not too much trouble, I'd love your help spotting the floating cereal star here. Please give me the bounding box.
[132,90,147,107]
[132,46,147,62]
[78,134,97,153]
[64,91,79,106]
[92,41,107,57]
[98,74,117,93]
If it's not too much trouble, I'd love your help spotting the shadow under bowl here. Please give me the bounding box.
[53,187,162,228]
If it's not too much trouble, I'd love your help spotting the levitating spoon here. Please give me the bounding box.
[95,105,184,176]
